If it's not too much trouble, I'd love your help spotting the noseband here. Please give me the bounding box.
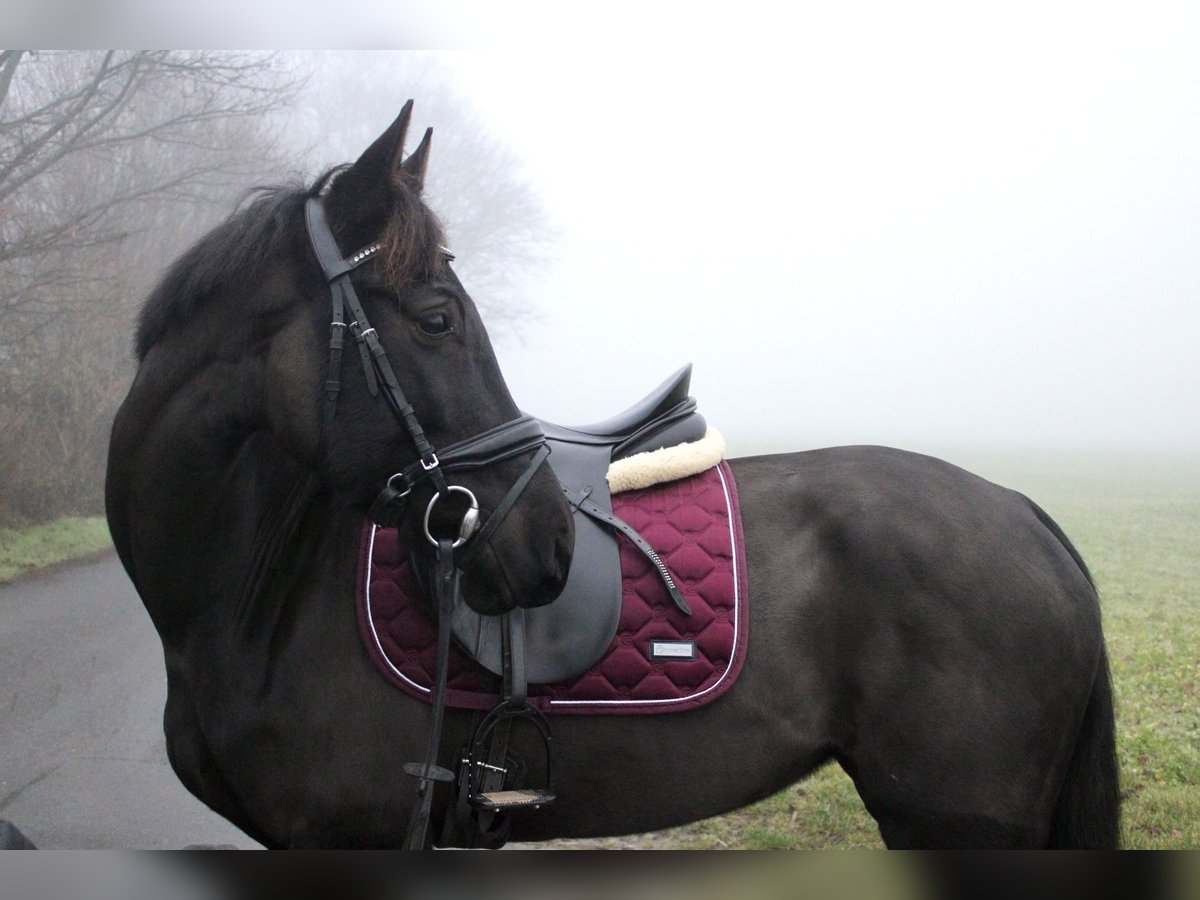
[303,196,550,548]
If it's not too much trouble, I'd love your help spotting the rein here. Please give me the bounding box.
[304,195,552,848]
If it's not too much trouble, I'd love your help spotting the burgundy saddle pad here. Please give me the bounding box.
[356,461,748,715]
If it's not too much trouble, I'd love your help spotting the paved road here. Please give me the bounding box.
[0,554,260,849]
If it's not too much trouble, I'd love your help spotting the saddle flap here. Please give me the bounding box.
[450,440,623,683]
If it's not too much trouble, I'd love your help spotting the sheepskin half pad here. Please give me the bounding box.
[356,462,748,715]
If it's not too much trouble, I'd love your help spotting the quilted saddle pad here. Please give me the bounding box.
[356,461,748,715]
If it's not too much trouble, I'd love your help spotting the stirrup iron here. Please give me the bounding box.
[462,700,556,813]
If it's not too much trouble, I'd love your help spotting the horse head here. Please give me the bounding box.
[302,103,574,614]
[123,102,573,617]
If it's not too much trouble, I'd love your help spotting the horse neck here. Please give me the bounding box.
[109,336,351,641]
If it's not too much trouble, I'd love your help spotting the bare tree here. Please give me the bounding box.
[0,50,302,524]
[0,50,302,325]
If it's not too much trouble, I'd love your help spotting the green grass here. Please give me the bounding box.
[533,450,1200,849]
[0,515,113,583]
[663,765,885,849]
[1048,468,1200,850]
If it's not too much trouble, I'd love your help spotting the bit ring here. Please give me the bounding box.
[423,485,480,548]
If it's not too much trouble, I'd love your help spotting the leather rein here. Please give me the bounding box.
[304,195,552,848]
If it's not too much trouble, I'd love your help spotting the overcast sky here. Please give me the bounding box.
[345,10,1200,457]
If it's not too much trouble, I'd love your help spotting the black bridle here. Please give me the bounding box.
[304,195,556,848]
[303,196,550,540]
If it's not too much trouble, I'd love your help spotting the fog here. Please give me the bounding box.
[359,15,1199,459]
[14,12,1197,463]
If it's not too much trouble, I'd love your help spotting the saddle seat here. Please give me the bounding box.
[450,364,710,684]
[539,365,707,459]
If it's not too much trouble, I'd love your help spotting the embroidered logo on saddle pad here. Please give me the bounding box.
[357,462,749,715]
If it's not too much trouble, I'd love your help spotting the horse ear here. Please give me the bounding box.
[349,100,414,187]
[399,127,433,192]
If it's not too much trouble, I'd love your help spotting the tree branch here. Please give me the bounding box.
[0,50,26,111]
[0,51,141,205]
[0,50,298,279]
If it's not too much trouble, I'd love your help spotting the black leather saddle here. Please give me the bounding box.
[451,365,708,683]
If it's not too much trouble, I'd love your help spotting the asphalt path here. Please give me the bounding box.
[0,554,260,849]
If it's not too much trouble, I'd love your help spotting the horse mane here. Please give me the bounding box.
[134,167,448,362]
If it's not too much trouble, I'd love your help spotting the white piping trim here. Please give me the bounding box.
[365,523,432,696]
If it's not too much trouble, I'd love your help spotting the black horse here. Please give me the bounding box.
[105,103,1119,849]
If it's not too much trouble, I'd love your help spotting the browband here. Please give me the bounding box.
[305,197,381,280]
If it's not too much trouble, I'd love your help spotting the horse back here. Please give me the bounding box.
[726,445,1105,844]
[730,443,1097,613]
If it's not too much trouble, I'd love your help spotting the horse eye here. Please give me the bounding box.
[416,312,453,337]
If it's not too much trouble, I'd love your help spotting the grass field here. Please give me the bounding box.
[2,452,1196,848]
[0,515,112,583]
[534,448,1200,849]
